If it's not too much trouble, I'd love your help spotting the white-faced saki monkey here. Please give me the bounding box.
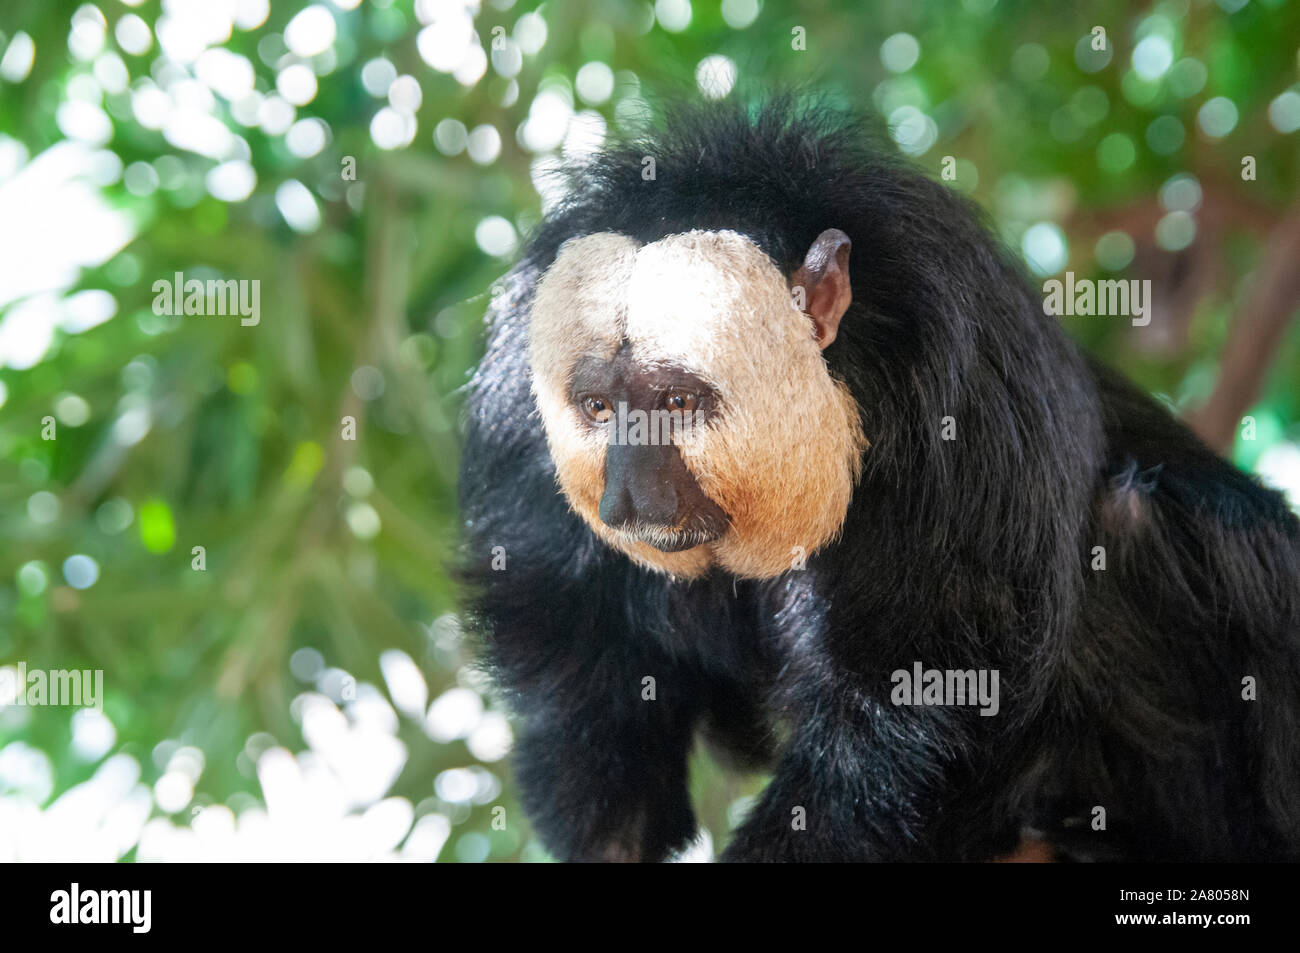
[456,98,1300,862]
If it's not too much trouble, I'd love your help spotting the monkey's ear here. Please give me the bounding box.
[792,228,852,349]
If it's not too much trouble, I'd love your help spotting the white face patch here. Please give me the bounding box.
[529,229,867,580]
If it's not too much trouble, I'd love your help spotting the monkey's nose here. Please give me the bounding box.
[599,444,681,529]
[599,485,637,528]
[598,482,679,529]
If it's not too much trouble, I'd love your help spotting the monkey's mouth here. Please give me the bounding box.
[616,523,727,553]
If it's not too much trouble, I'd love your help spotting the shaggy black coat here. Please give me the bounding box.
[456,99,1300,862]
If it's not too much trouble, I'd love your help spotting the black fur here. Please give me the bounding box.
[456,98,1300,862]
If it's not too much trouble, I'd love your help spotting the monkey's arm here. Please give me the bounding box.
[465,538,703,861]
[721,694,977,862]
[507,635,702,863]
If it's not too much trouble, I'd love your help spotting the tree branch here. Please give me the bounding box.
[1188,206,1300,453]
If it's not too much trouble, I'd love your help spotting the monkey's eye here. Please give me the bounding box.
[664,391,699,413]
[580,395,614,423]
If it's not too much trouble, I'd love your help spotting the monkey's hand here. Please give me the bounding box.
[720,699,956,863]
[512,702,698,863]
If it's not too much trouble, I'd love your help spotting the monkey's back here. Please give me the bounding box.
[1036,359,1300,860]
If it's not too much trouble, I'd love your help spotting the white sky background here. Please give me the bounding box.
[0,140,135,369]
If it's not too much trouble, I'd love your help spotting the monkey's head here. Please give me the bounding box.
[528,228,868,579]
